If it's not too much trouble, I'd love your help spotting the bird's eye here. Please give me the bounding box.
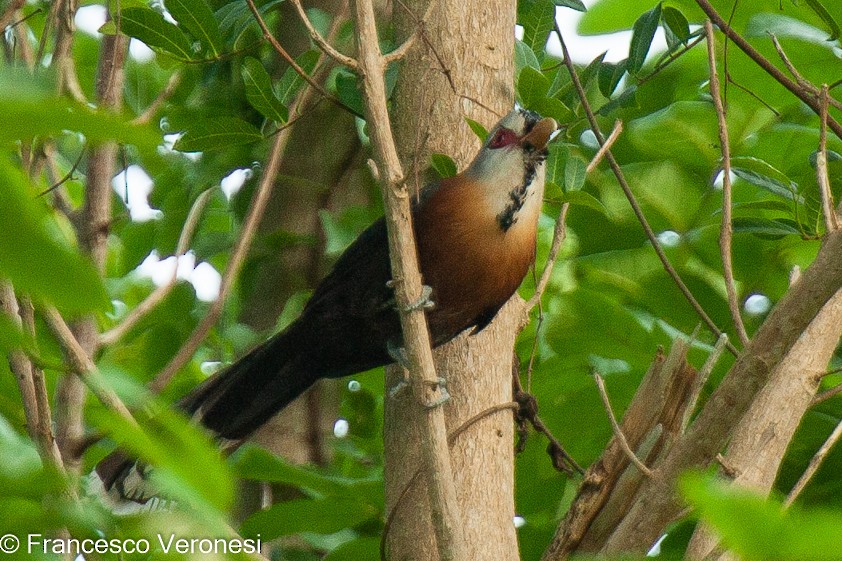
[488,128,518,149]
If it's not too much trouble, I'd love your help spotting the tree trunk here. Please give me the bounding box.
[384,0,519,558]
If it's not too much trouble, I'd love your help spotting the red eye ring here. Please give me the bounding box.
[488,128,518,149]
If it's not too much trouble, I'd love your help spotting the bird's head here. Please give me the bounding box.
[464,108,558,232]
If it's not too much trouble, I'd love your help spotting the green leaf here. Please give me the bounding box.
[334,71,366,118]
[323,537,381,561]
[552,0,586,11]
[164,0,223,56]
[277,50,320,106]
[518,66,551,108]
[522,0,555,55]
[533,97,575,124]
[0,161,108,314]
[732,217,801,239]
[241,57,288,123]
[628,3,662,74]
[465,117,488,142]
[804,0,840,41]
[662,6,690,45]
[231,445,380,497]
[0,313,34,356]
[597,59,627,97]
[579,51,607,91]
[216,0,283,46]
[515,39,541,76]
[682,473,842,561]
[118,7,195,60]
[560,190,607,215]
[597,85,638,115]
[564,155,587,191]
[89,384,234,513]
[173,117,263,151]
[545,143,568,187]
[0,75,161,154]
[732,167,803,204]
[430,153,458,178]
[241,497,377,540]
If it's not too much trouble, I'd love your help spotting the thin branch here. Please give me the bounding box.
[694,0,842,140]
[586,119,623,174]
[817,85,839,232]
[289,0,357,69]
[1,284,43,445]
[513,376,583,474]
[0,0,26,30]
[244,0,348,113]
[353,0,466,556]
[37,144,86,197]
[553,21,738,357]
[18,296,65,471]
[150,126,290,393]
[132,71,182,126]
[812,380,842,406]
[706,20,749,347]
[770,34,842,113]
[100,188,214,346]
[784,417,842,507]
[682,333,729,432]
[592,370,654,478]
[526,203,569,312]
[43,306,138,427]
[384,0,440,64]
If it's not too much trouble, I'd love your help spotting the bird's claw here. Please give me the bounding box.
[387,341,411,369]
[404,285,435,312]
[423,377,450,409]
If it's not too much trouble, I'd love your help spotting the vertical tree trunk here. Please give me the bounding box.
[384,1,520,558]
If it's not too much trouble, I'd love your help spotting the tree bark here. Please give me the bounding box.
[384,0,519,558]
[686,287,842,560]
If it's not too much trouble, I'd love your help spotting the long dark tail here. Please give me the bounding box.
[95,327,320,504]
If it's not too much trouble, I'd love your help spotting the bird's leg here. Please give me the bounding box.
[385,341,449,407]
[385,280,435,312]
[404,284,435,312]
[387,340,411,398]
[422,377,450,408]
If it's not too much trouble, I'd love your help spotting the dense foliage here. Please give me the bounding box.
[1,0,841,559]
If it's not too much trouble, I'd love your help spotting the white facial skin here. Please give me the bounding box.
[464,109,549,229]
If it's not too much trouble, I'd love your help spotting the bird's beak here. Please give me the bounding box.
[520,117,558,151]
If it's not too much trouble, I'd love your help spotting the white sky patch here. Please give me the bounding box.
[333,418,350,438]
[192,262,222,302]
[657,230,681,248]
[129,39,155,63]
[713,169,736,190]
[647,534,668,556]
[135,251,222,302]
[75,5,106,37]
[112,165,162,222]
[744,293,771,316]
[221,168,254,200]
[549,0,668,64]
[160,133,202,161]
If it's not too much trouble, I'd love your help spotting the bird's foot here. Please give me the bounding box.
[387,340,411,370]
[423,377,450,408]
[405,285,435,312]
[386,280,435,312]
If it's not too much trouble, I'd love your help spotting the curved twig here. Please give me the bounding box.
[289,0,357,69]
[553,20,738,357]
[694,0,842,140]
[706,20,749,347]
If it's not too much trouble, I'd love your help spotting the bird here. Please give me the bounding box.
[95,107,557,504]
